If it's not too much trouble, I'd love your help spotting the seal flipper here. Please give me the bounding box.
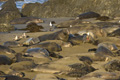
[88,48,97,52]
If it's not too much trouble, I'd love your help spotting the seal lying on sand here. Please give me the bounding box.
[0,55,12,65]
[29,42,62,52]
[10,17,44,24]
[104,60,120,72]
[79,72,120,80]
[38,29,69,42]
[108,28,120,37]
[20,22,44,32]
[24,48,50,59]
[76,11,100,20]
[0,45,15,54]
[88,43,115,61]
[3,41,20,48]
[67,63,96,77]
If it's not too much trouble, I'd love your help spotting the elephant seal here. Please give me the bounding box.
[96,16,110,21]
[76,11,100,20]
[38,29,69,42]
[29,42,62,52]
[67,63,96,77]
[24,48,50,59]
[104,60,120,72]
[10,17,44,24]
[3,41,20,48]
[19,22,44,32]
[0,45,15,54]
[0,55,12,65]
[78,56,93,65]
[79,72,120,80]
[108,28,120,37]
[98,42,118,51]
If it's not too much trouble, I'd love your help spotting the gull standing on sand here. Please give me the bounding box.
[49,21,53,31]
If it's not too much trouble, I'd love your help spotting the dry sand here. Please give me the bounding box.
[0,17,120,80]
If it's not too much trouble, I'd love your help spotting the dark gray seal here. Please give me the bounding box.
[29,42,62,52]
[10,17,44,24]
[78,56,93,65]
[104,60,120,72]
[76,11,100,19]
[67,63,96,77]
[3,41,20,48]
[0,55,12,65]
[79,72,120,80]
[38,29,69,42]
[19,22,44,32]
[24,48,50,59]
[0,45,15,54]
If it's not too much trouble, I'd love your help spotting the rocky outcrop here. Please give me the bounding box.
[21,0,120,18]
[0,0,24,1]
[0,0,21,32]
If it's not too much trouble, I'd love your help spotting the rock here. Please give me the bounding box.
[0,55,12,65]
[21,0,120,18]
[0,0,21,32]
[104,60,120,72]
[0,0,21,23]
[98,42,118,51]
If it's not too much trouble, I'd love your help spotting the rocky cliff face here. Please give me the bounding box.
[21,0,120,18]
[0,0,24,1]
[0,0,21,32]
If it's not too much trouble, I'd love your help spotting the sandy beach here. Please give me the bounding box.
[0,17,120,80]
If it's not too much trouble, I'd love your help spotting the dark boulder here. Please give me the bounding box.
[0,0,21,23]
[0,0,21,32]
